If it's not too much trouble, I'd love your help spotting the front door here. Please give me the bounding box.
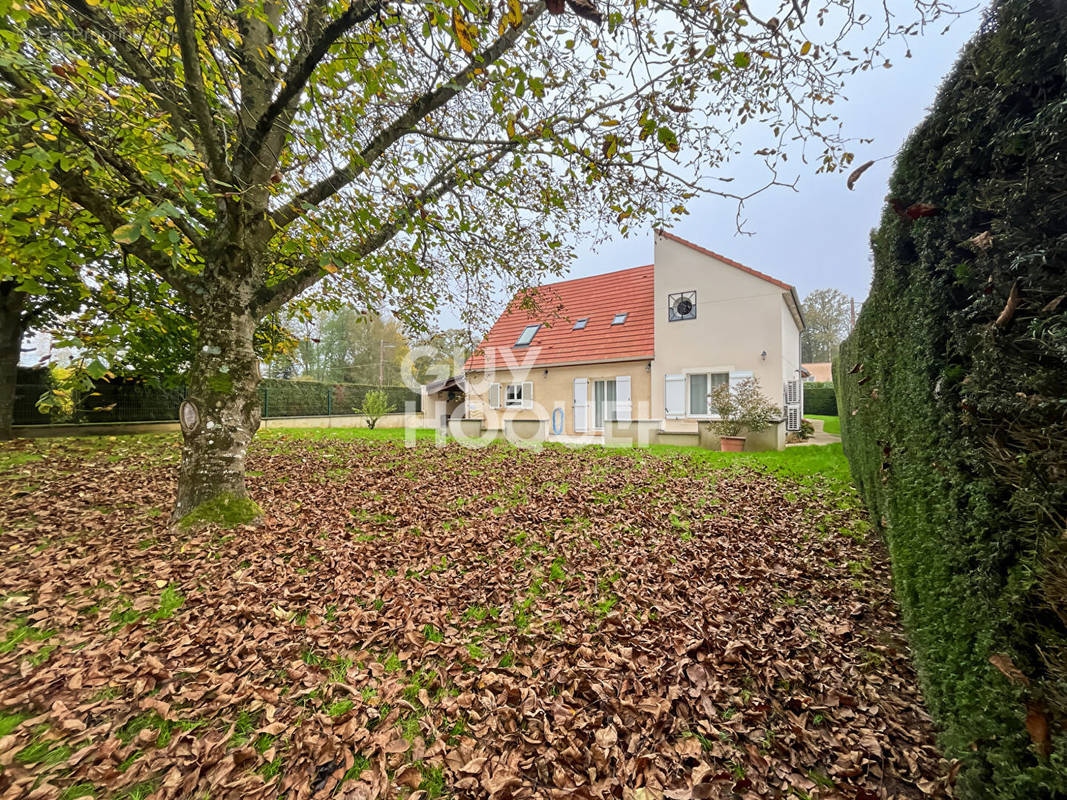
[593,379,617,430]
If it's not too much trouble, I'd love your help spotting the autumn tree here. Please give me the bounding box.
[299,309,410,385]
[0,279,82,439]
[409,327,476,385]
[0,148,98,439]
[1,0,953,523]
[801,288,851,363]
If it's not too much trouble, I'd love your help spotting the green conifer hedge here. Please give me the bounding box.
[836,1,1066,796]
[802,382,837,416]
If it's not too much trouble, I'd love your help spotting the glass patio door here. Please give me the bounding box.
[593,380,617,429]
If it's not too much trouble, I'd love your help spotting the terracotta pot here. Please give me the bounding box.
[720,435,746,452]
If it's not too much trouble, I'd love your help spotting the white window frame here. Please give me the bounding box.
[611,313,628,325]
[504,382,525,408]
[686,371,730,418]
[592,378,619,430]
[573,318,589,330]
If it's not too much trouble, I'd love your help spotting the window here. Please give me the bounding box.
[490,381,532,409]
[514,324,540,347]
[668,291,697,321]
[611,313,628,325]
[573,318,589,330]
[688,372,728,416]
[593,379,617,429]
[505,383,525,408]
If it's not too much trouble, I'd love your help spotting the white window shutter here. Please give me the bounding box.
[665,374,685,417]
[784,379,800,406]
[786,404,801,431]
[521,381,534,410]
[615,375,632,422]
[488,382,501,409]
[573,378,589,432]
[729,370,754,389]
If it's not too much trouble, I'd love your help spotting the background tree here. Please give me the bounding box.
[0,152,102,438]
[283,309,409,384]
[2,0,955,522]
[801,288,851,363]
[410,328,477,385]
[0,278,83,439]
[315,310,409,385]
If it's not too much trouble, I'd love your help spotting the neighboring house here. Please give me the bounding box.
[426,230,805,447]
[801,362,833,383]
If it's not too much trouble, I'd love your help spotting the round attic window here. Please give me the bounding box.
[668,291,697,321]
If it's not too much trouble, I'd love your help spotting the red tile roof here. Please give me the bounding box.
[465,265,655,370]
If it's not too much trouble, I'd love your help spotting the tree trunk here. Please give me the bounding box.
[172,301,263,525]
[0,287,26,442]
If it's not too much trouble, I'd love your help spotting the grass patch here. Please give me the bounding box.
[418,764,447,798]
[806,415,840,435]
[327,699,354,717]
[341,753,372,783]
[0,451,43,470]
[151,585,185,620]
[114,780,157,800]
[642,442,853,488]
[0,619,55,654]
[16,737,72,766]
[58,783,98,800]
[0,710,30,737]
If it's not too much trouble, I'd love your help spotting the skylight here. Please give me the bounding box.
[514,324,541,346]
[573,318,589,330]
[611,313,628,325]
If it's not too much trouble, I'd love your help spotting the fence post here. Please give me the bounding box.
[327,386,332,416]
[263,386,269,419]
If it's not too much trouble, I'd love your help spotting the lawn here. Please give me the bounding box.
[804,416,841,436]
[0,432,946,800]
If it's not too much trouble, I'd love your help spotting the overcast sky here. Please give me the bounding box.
[447,3,985,328]
[23,4,986,366]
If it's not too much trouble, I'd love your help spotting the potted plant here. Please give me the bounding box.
[707,377,780,452]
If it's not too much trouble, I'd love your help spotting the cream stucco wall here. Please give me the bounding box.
[780,298,803,403]
[462,360,652,436]
[651,233,802,434]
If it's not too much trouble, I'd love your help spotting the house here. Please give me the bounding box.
[801,362,833,383]
[425,230,805,449]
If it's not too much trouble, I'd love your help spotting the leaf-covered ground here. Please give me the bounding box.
[0,433,950,800]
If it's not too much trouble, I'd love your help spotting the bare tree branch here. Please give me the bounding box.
[51,169,196,299]
[236,0,384,180]
[256,144,515,316]
[267,2,547,233]
[56,0,216,179]
[173,0,229,182]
